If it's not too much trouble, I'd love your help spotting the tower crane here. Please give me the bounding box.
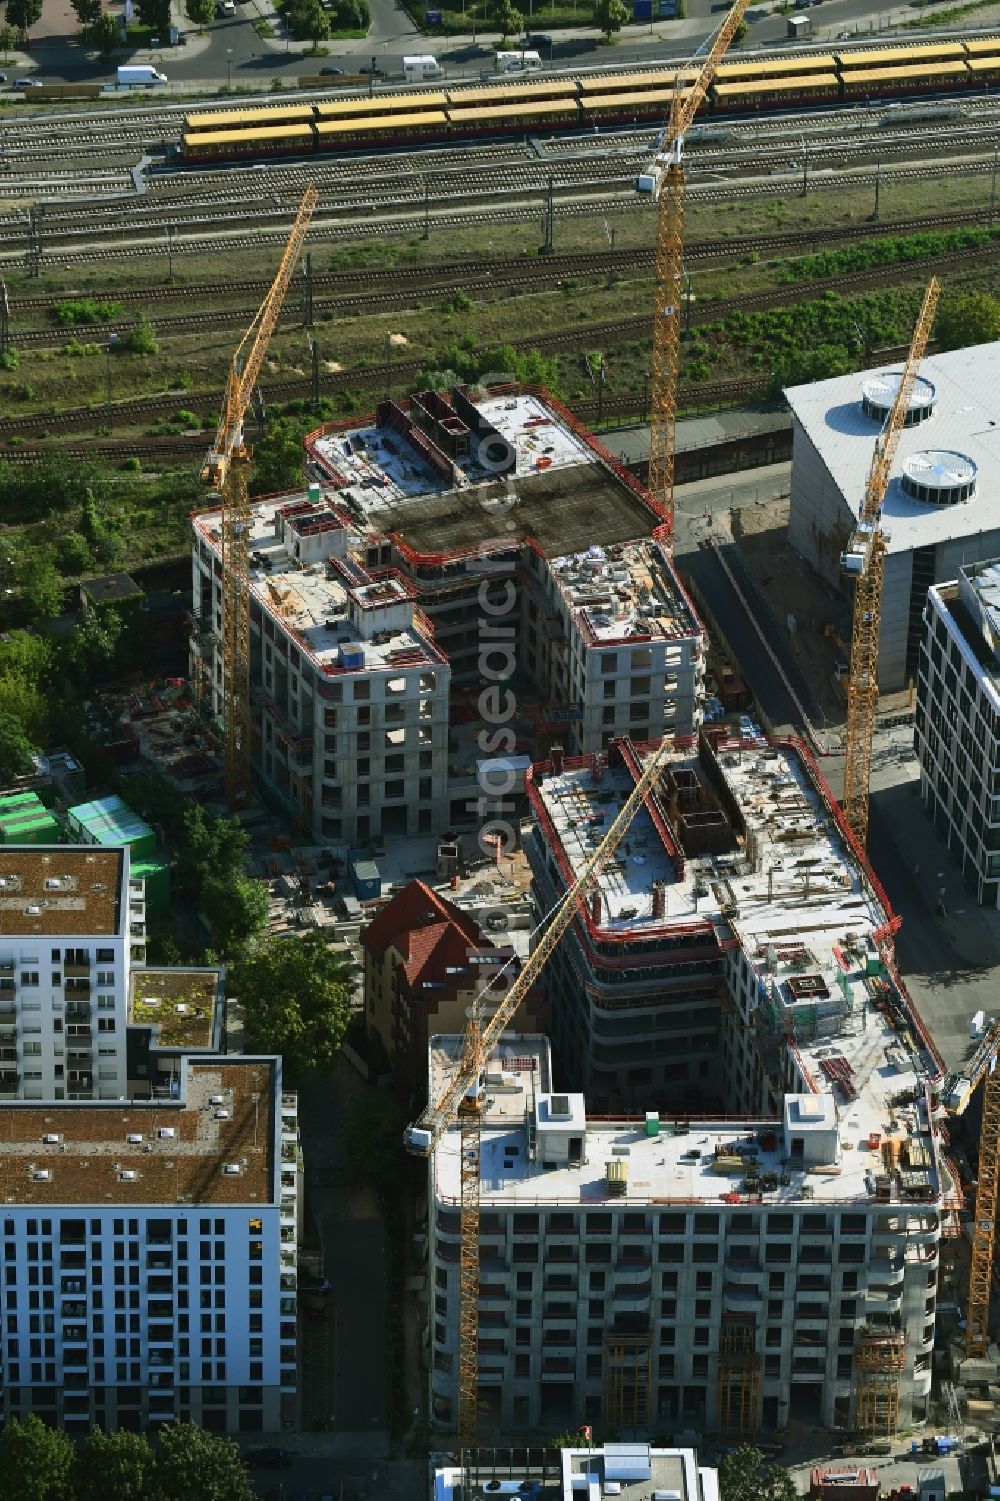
[204,183,318,808]
[405,737,680,1446]
[944,1018,1000,1358]
[840,276,940,852]
[646,0,750,548]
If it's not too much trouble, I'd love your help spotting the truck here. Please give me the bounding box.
[495,49,541,72]
[117,64,168,85]
[787,11,811,35]
[402,54,443,81]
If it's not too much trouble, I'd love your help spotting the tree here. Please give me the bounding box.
[731,16,747,41]
[91,11,120,53]
[74,1429,158,1501]
[56,608,123,679]
[717,1447,797,1501]
[14,551,65,625]
[343,1087,412,1192]
[0,1415,74,1501]
[0,22,15,58]
[936,290,1000,352]
[289,0,330,42]
[768,340,854,398]
[0,712,38,784]
[493,0,522,43]
[249,415,311,495]
[200,870,269,955]
[5,0,43,39]
[236,931,356,1078]
[70,0,101,35]
[185,0,215,25]
[176,804,251,899]
[593,0,628,40]
[134,0,170,30]
[155,1423,254,1501]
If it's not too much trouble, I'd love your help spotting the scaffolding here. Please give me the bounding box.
[717,1318,761,1438]
[603,1330,652,1432]
[853,1328,905,1435]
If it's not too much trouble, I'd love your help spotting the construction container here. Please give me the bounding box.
[645,1112,660,1137]
[350,857,382,902]
[65,795,156,859]
[130,858,171,917]
[0,791,60,845]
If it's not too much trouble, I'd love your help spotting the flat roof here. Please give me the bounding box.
[0,848,124,938]
[192,502,445,679]
[549,537,698,646]
[0,1060,275,1206]
[129,967,222,1050]
[309,393,659,560]
[716,72,839,97]
[786,342,1000,554]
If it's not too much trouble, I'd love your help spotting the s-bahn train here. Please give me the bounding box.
[179,36,1000,162]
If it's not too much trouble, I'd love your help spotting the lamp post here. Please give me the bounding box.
[166,221,176,283]
[106,333,119,432]
[226,46,233,89]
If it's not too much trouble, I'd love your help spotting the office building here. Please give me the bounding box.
[786,342,1000,691]
[915,561,1000,906]
[428,733,947,1436]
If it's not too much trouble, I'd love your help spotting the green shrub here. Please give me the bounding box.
[51,298,122,327]
[0,350,18,371]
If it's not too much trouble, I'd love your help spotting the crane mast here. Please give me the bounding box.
[648,0,750,549]
[204,184,319,808]
[841,277,940,852]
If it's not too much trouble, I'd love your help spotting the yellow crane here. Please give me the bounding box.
[647,0,750,547]
[944,1018,1000,1359]
[405,737,679,1445]
[204,184,319,808]
[840,277,940,852]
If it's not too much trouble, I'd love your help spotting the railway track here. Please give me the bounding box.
[7,232,995,350]
[6,207,996,319]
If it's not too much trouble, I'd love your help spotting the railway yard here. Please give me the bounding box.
[1,32,999,500]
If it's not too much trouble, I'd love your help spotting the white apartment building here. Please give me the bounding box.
[192,390,703,838]
[434,1441,719,1501]
[0,846,147,1103]
[428,734,949,1438]
[915,560,1000,906]
[0,1056,299,1435]
[786,343,1000,692]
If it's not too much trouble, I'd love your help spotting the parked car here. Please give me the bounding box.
[299,1274,331,1293]
[13,78,42,88]
[319,66,345,74]
[246,1448,292,1470]
[0,74,7,83]
[358,63,385,75]
[519,31,552,46]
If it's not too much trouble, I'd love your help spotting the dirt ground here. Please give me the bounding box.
[731,497,915,728]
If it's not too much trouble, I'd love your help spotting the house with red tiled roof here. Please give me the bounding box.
[362,879,545,1094]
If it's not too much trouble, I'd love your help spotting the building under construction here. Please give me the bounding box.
[426,732,950,1437]
[189,389,704,843]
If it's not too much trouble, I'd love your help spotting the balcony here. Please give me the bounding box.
[62,1325,88,1344]
[65,963,90,978]
[724,1282,763,1311]
[60,1251,86,1270]
[0,1072,19,1094]
[725,1259,763,1286]
[61,1302,87,1318]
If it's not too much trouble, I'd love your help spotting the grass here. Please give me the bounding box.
[0,168,996,502]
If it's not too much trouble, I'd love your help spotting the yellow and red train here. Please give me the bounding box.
[180,36,1000,161]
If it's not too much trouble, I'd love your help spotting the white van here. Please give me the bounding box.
[403,54,444,81]
[495,49,541,72]
[117,64,168,85]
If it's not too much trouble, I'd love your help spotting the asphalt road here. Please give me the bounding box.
[20,0,960,88]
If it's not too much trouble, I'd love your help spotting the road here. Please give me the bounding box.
[18,0,980,90]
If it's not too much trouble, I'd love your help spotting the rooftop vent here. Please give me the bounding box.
[548,1094,572,1119]
[32,1170,51,1182]
[174,1003,190,1015]
[223,1163,241,1176]
[127,1133,143,1144]
[209,1095,226,1105]
[24,905,41,917]
[42,1134,61,1145]
[901,449,977,506]
[861,370,935,427]
[157,1128,175,1139]
[214,1109,231,1121]
[120,1169,138,1182]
